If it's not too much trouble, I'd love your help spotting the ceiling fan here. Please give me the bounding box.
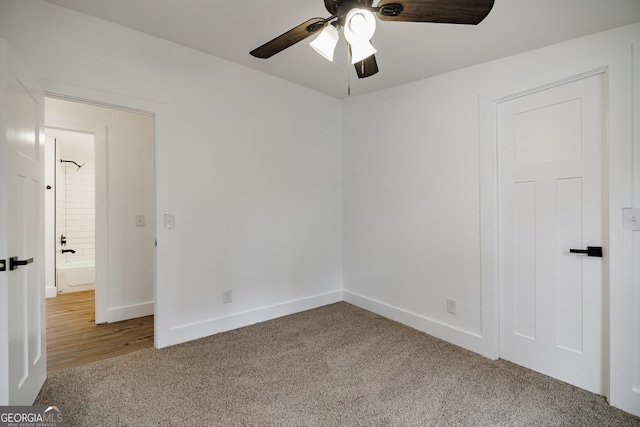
[250,0,495,79]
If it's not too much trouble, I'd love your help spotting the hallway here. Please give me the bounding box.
[46,290,154,372]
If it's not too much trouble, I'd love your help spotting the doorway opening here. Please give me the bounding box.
[51,129,96,294]
[44,96,156,371]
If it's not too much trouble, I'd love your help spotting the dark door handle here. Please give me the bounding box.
[0,259,5,272]
[9,256,34,271]
[569,246,602,257]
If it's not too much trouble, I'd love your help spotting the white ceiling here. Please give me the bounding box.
[43,0,640,99]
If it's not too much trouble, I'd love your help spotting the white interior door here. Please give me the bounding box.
[0,41,46,405]
[498,72,605,394]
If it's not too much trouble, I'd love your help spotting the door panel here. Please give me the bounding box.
[513,98,583,165]
[513,180,536,340]
[0,42,46,405]
[498,73,604,394]
[556,177,583,353]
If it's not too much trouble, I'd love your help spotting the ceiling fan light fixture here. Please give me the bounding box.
[309,23,340,61]
[344,8,377,64]
[349,40,377,64]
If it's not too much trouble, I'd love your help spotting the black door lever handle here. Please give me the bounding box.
[569,246,602,257]
[9,256,34,270]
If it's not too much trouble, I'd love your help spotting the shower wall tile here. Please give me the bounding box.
[63,160,95,262]
[55,148,67,268]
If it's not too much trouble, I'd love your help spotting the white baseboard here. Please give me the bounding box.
[107,301,154,323]
[45,286,57,299]
[167,290,343,347]
[163,289,484,356]
[343,290,484,356]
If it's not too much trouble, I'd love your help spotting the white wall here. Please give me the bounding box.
[1,0,343,346]
[342,23,640,415]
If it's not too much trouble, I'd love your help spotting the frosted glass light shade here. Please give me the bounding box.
[343,9,377,64]
[310,25,340,62]
[349,41,377,64]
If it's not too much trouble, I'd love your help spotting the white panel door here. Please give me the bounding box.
[498,73,605,394]
[0,42,46,405]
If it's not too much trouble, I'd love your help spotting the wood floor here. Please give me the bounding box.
[46,290,154,372]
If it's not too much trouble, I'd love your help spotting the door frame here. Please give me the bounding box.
[479,46,634,410]
[39,79,169,349]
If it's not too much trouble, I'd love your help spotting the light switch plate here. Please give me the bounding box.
[164,214,175,229]
[135,215,145,227]
[623,208,640,231]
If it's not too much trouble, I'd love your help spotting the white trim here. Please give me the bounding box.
[0,39,11,406]
[479,45,636,415]
[45,287,56,299]
[167,290,343,347]
[43,131,55,299]
[106,301,154,324]
[633,39,640,418]
[605,44,636,415]
[344,290,484,354]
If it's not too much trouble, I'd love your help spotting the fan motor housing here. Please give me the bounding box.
[324,0,373,16]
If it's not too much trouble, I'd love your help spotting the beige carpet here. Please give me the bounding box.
[36,302,640,426]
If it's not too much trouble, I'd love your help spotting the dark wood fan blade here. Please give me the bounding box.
[377,0,494,24]
[250,18,327,59]
[354,55,379,78]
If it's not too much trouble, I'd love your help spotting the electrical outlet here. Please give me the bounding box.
[223,289,232,304]
[446,298,457,315]
[135,215,145,227]
[623,208,640,231]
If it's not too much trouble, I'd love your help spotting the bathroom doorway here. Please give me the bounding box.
[50,129,96,294]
